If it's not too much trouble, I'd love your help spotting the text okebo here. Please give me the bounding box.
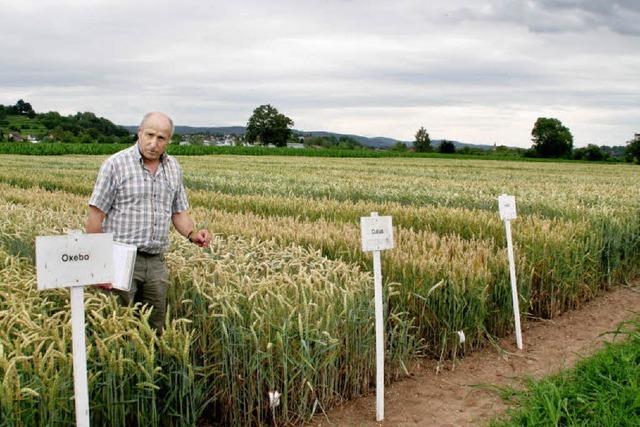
[61,253,90,262]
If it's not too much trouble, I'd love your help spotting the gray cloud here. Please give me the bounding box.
[453,0,640,35]
[0,0,638,146]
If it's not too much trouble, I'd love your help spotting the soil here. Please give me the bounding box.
[311,282,640,427]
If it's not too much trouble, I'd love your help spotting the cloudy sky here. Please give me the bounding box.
[1,0,638,147]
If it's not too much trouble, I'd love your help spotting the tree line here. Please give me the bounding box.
[244,105,639,162]
[2,100,638,163]
[410,118,639,163]
[0,100,132,144]
[526,117,638,162]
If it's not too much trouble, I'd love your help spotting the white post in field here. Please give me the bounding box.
[498,194,523,350]
[372,246,384,421]
[70,286,90,426]
[35,232,115,427]
[360,212,394,422]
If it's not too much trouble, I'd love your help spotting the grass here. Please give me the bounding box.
[492,317,640,427]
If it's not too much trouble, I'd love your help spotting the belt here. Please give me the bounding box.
[136,250,162,258]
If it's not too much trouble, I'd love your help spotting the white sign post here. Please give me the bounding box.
[360,212,394,422]
[35,232,115,427]
[498,194,523,350]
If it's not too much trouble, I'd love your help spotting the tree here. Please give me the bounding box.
[531,117,573,158]
[391,142,407,152]
[10,99,36,118]
[188,134,205,145]
[414,126,432,152]
[245,104,294,147]
[288,133,303,145]
[599,145,626,160]
[626,133,640,164]
[573,144,606,161]
[41,111,62,129]
[97,135,116,144]
[439,140,456,153]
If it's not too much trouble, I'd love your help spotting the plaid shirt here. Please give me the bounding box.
[89,144,189,254]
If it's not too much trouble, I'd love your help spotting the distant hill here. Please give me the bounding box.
[123,124,492,150]
[296,130,400,149]
[296,131,494,150]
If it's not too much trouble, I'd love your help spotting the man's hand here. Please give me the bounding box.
[95,283,113,290]
[190,229,212,247]
[172,211,212,247]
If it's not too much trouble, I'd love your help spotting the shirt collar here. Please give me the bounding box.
[133,142,167,164]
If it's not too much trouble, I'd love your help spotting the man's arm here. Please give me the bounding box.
[85,205,111,289]
[172,210,211,247]
[86,205,106,233]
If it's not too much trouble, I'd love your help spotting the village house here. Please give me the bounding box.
[7,132,24,142]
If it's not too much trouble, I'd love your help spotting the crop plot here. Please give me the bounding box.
[0,154,638,425]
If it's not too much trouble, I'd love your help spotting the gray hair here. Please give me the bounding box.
[139,112,174,137]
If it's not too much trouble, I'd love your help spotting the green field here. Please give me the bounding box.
[0,142,605,161]
[0,154,638,425]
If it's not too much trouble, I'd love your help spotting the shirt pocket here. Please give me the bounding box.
[120,174,149,212]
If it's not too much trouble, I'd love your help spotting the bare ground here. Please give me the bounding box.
[311,282,640,427]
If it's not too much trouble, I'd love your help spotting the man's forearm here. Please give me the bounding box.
[86,206,105,233]
[171,211,195,239]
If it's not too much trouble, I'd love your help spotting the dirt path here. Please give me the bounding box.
[312,283,640,427]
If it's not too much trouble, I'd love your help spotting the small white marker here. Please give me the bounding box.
[268,391,281,408]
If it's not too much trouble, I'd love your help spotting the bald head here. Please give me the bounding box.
[139,112,174,138]
[137,112,174,162]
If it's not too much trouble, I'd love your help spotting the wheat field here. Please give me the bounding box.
[0,154,638,426]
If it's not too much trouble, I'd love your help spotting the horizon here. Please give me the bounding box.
[121,122,494,147]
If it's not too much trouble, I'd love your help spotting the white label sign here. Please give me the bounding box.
[36,233,114,290]
[361,216,394,252]
[498,194,517,220]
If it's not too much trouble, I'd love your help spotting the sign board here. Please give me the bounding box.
[497,196,524,350]
[36,233,114,290]
[498,194,517,221]
[361,215,394,252]
[360,212,394,421]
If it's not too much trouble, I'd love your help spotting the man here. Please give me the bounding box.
[86,111,211,332]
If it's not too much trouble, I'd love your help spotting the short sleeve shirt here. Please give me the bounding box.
[89,144,189,254]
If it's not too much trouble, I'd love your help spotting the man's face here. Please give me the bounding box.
[137,114,172,161]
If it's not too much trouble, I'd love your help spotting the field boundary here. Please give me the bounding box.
[0,142,623,163]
